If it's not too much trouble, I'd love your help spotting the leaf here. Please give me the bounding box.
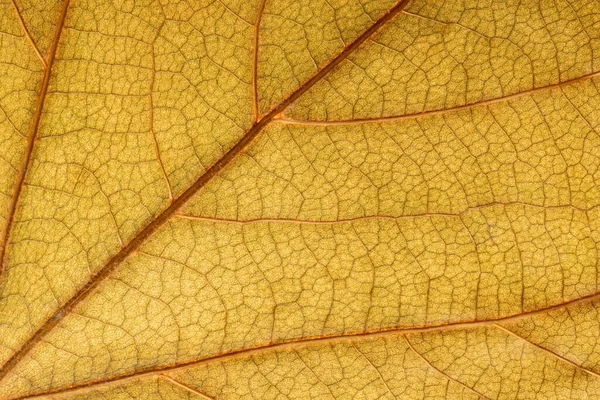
[1,0,600,398]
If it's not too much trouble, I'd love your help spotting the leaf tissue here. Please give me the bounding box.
[1,0,600,398]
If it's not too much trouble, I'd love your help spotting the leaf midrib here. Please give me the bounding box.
[0,0,413,383]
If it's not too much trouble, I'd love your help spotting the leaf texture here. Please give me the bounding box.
[1,0,600,398]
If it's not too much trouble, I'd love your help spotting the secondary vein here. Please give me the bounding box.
[13,287,600,399]
[9,0,46,65]
[275,70,600,126]
[0,0,70,281]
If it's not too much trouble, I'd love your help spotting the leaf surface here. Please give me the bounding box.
[1,0,600,398]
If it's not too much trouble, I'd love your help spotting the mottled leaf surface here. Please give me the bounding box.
[1,0,600,398]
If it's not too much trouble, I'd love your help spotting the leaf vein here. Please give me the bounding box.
[0,0,414,384]
[275,70,600,126]
[0,0,70,283]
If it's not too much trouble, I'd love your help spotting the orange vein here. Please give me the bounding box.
[403,335,490,399]
[174,202,599,225]
[275,70,600,126]
[494,324,600,380]
[0,0,413,384]
[252,0,266,121]
[13,291,600,399]
[0,0,70,281]
[149,23,172,200]
[9,0,46,65]
[159,375,216,400]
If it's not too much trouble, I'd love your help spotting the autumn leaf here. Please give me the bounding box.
[1,0,600,398]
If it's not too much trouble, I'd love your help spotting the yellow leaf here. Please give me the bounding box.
[1,0,600,398]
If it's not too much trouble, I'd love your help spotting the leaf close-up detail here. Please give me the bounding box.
[1,0,600,398]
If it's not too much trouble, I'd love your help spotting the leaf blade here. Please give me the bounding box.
[2,0,600,398]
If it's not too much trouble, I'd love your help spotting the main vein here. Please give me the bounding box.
[0,0,413,383]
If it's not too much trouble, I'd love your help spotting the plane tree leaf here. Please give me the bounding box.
[1,0,600,398]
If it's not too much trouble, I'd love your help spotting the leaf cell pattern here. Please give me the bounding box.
[1,0,600,399]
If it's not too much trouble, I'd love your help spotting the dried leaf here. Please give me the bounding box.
[1,0,600,398]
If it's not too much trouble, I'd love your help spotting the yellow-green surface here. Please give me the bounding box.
[1,0,600,398]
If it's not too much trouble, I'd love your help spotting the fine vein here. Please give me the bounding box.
[0,0,413,383]
[252,0,267,120]
[149,23,173,200]
[403,335,491,399]
[352,343,397,399]
[495,324,600,380]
